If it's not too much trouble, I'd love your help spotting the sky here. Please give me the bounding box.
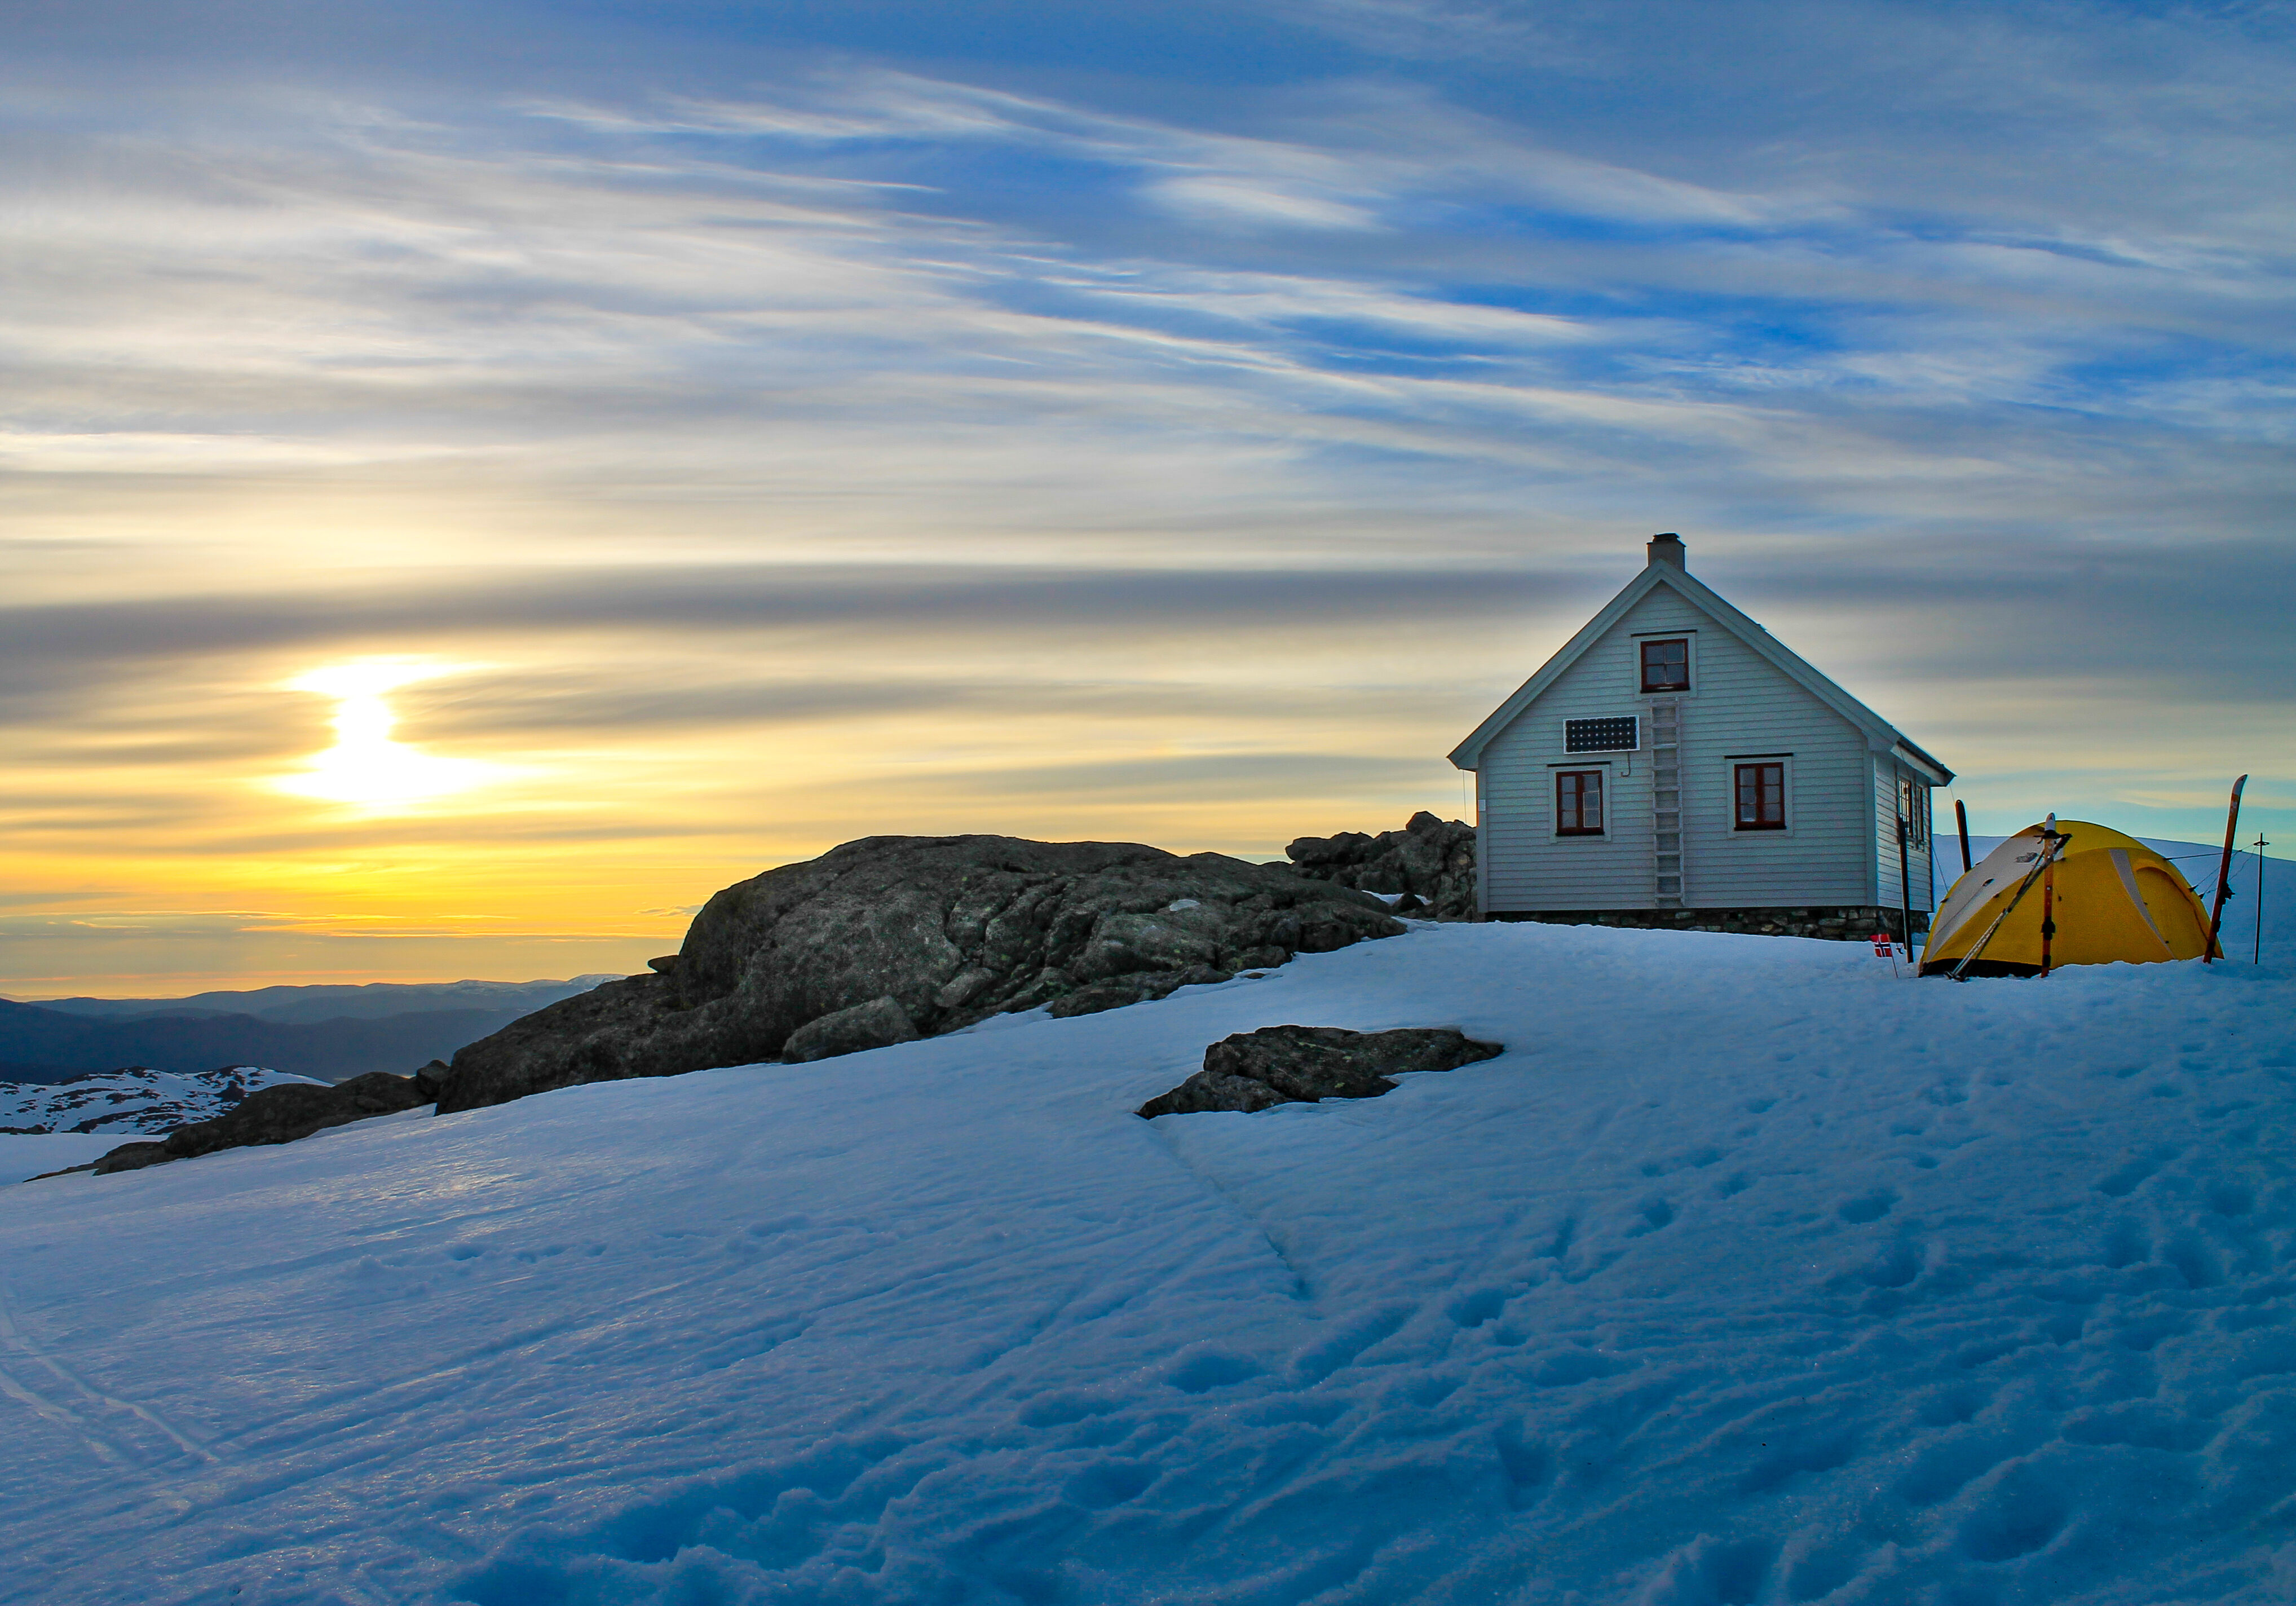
[3,0,2291,997]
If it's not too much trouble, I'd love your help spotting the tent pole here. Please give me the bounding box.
[1955,800,1972,874]
[2259,832,2269,965]
[2206,775,2248,963]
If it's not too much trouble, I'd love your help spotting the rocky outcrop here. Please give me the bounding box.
[435,835,1406,1114]
[90,1071,432,1174]
[1137,1025,1504,1118]
[1286,812,1477,920]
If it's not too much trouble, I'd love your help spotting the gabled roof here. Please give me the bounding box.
[1448,561,1953,786]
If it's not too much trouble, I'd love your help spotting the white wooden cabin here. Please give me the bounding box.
[1449,534,1953,939]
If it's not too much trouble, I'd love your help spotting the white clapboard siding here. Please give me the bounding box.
[1872,758,1937,913]
[1479,585,1874,911]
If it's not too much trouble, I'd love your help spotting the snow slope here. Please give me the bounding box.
[2,924,2293,1605]
[0,1133,131,1185]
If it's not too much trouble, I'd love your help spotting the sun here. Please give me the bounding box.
[276,659,492,809]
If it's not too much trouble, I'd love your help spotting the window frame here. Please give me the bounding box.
[1554,767,1608,838]
[1638,636,1693,694]
[1732,760,1790,833]
[1898,775,1930,850]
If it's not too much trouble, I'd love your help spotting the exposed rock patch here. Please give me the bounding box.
[1048,962,1233,1020]
[1137,1025,1504,1118]
[1286,812,1477,920]
[436,836,1405,1114]
[90,1071,432,1174]
[783,996,921,1064]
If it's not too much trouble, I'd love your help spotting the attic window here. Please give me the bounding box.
[1641,638,1690,692]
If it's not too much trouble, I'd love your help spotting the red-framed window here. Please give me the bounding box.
[1640,638,1690,692]
[1735,762,1786,831]
[1556,769,1605,835]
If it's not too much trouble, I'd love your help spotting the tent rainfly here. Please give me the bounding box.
[1919,820,2215,978]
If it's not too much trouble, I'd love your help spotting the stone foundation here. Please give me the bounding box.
[1486,905,1929,941]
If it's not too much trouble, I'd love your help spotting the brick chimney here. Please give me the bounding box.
[1646,532,1686,568]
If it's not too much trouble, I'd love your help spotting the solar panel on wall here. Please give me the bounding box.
[1565,716,1640,753]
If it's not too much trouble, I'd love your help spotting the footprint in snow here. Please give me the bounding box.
[1628,1197,1675,1235]
[1837,1189,1896,1224]
[1164,1349,1262,1394]
[1528,1349,1628,1387]
[2161,1230,2226,1290]
[1447,1287,1508,1329]
[1958,1462,2069,1562]
[1062,1461,1155,1509]
[2095,1152,2170,1198]
[1640,1535,1774,1606]
[2101,1218,2150,1269]
[1861,1240,1923,1290]
[2206,1180,2256,1217]
[1491,1420,1553,1508]
[1781,1539,1870,1603]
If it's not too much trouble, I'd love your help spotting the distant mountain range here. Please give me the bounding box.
[24,977,624,1025]
[0,976,621,1084]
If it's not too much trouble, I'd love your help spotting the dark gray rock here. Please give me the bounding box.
[1137,1025,1503,1118]
[1047,963,1233,1020]
[1286,811,1477,921]
[783,996,921,1063]
[436,835,1404,1114]
[90,1071,433,1174]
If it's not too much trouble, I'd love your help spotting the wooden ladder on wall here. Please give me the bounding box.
[1650,699,1685,908]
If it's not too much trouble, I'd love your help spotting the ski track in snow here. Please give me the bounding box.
[3,920,2295,1605]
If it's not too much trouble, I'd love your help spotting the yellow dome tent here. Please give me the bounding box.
[1920,819,2215,978]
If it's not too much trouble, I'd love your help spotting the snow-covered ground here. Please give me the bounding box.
[4,913,2294,1605]
[0,1132,133,1185]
